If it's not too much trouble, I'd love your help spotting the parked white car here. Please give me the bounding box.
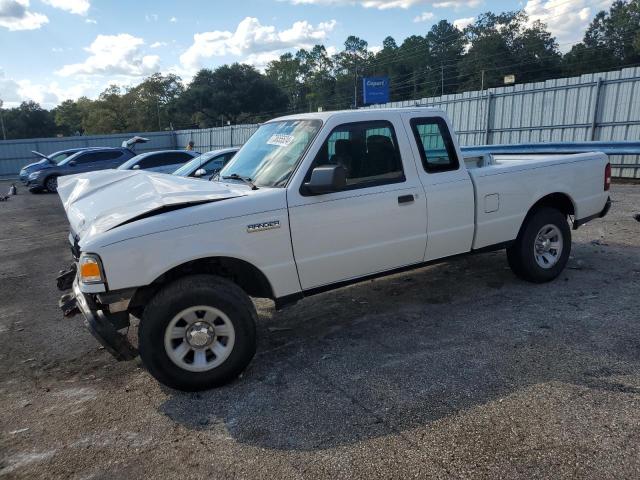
[56,108,611,391]
[172,148,239,178]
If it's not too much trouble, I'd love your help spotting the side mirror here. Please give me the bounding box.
[303,165,347,195]
[68,160,77,167]
[132,164,140,170]
[194,168,207,177]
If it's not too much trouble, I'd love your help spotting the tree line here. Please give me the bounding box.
[1,0,638,140]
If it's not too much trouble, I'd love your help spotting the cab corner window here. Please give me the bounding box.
[308,120,404,191]
[411,118,459,173]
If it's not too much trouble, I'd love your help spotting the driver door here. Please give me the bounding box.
[287,116,427,290]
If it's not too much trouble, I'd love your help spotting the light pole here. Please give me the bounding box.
[0,99,7,140]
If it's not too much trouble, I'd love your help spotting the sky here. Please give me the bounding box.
[0,0,615,109]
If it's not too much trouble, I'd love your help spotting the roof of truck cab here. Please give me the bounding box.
[270,107,446,123]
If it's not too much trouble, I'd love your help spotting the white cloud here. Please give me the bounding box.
[0,69,21,103]
[0,69,99,108]
[41,0,89,15]
[0,0,48,30]
[413,11,434,22]
[524,0,614,49]
[85,17,96,23]
[150,41,167,48]
[433,1,482,9]
[180,17,337,70]
[285,0,416,8]
[453,16,474,30]
[169,16,177,22]
[56,34,160,77]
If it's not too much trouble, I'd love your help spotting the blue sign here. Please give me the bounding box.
[362,77,389,105]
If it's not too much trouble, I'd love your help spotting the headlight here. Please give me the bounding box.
[28,171,40,180]
[79,254,105,284]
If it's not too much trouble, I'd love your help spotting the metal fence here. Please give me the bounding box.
[1,66,639,178]
[0,125,260,178]
[367,66,640,178]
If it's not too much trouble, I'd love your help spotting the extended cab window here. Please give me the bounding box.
[309,120,404,190]
[411,118,459,173]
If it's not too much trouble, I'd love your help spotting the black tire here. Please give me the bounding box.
[506,207,571,283]
[139,274,257,391]
[44,176,58,193]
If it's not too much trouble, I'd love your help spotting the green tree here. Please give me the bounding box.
[2,101,56,139]
[266,53,305,112]
[459,11,560,90]
[334,36,371,108]
[127,73,185,131]
[52,98,90,136]
[426,20,466,95]
[564,0,640,75]
[81,85,131,133]
[297,45,336,111]
[180,63,288,126]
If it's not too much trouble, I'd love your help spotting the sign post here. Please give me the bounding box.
[362,77,390,105]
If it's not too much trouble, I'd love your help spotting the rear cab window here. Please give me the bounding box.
[410,117,459,173]
[306,120,405,191]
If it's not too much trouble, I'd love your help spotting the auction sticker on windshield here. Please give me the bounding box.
[267,134,295,147]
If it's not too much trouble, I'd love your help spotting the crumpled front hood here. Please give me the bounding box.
[57,169,247,243]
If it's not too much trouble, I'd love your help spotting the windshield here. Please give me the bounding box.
[50,152,73,164]
[117,153,147,170]
[173,151,221,176]
[58,151,84,166]
[218,120,322,188]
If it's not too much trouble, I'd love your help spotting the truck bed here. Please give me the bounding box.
[464,152,609,250]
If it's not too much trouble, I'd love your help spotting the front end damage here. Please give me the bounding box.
[58,272,138,361]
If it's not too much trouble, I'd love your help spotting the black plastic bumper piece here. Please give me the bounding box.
[573,196,611,230]
[59,289,137,362]
[84,310,138,361]
[57,264,77,291]
[59,292,80,317]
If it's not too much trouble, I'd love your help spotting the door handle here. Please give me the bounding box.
[398,194,414,205]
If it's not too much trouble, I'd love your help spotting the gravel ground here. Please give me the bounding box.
[0,181,639,479]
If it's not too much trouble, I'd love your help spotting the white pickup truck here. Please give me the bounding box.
[56,108,611,391]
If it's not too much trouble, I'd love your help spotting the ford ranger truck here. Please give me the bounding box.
[56,108,612,391]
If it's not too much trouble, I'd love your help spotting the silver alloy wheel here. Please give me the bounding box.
[164,306,235,372]
[533,224,563,269]
[46,176,57,192]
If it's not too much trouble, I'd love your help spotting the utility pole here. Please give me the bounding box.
[440,64,444,96]
[0,99,6,140]
[481,69,485,92]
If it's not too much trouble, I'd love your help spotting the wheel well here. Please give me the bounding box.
[129,257,274,313]
[516,193,575,238]
[530,193,575,217]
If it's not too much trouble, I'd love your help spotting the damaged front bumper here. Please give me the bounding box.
[58,277,138,361]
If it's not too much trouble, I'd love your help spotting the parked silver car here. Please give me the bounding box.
[118,150,200,174]
[173,148,239,178]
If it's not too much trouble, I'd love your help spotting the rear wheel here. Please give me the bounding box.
[138,274,257,391]
[45,176,58,193]
[507,207,571,283]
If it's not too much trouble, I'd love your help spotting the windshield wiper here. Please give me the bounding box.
[221,173,258,190]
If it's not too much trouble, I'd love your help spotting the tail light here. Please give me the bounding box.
[604,163,611,191]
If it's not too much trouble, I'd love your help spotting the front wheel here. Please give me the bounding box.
[139,275,257,391]
[45,176,58,193]
[507,207,571,283]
